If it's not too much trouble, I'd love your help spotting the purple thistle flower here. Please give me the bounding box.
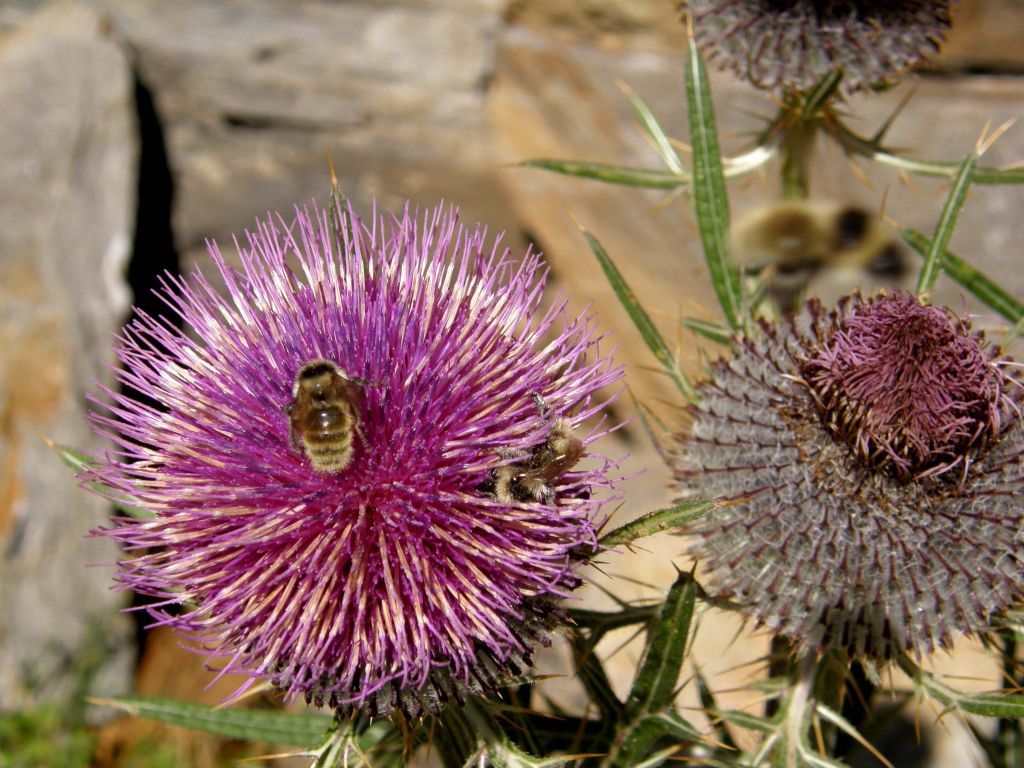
[683,0,955,94]
[85,201,622,717]
[675,292,1024,659]
[801,292,1006,480]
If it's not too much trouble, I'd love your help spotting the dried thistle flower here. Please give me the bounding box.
[683,0,956,94]
[85,201,622,718]
[675,292,1024,658]
[801,293,1004,479]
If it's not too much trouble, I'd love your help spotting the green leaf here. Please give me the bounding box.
[520,146,775,191]
[326,153,354,247]
[570,604,661,638]
[749,731,779,766]
[902,229,1024,324]
[797,70,843,119]
[886,157,1024,185]
[648,710,702,742]
[798,749,851,768]
[311,719,403,768]
[814,704,894,768]
[436,700,581,768]
[435,703,477,768]
[520,159,688,189]
[716,709,776,734]
[684,32,744,331]
[680,317,733,346]
[915,150,977,294]
[623,87,685,174]
[995,630,1024,768]
[571,633,625,726]
[695,669,738,750]
[599,572,700,768]
[49,442,153,519]
[778,114,817,200]
[599,498,716,548]
[51,442,100,475]
[828,121,1024,184]
[601,714,696,768]
[476,748,576,768]
[580,227,698,402]
[625,570,697,718]
[900,657,1024,719]
[935,689,1024,720]
[89,696,335,747]
[628,744,686,768]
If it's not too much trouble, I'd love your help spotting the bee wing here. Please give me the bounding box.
[340,378,365,411]
[286,397,307,451]
[495,446,533,464]
[537,437,586,481]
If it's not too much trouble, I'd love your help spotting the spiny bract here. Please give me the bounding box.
[683,0,956,94]
[675,292,1024,659]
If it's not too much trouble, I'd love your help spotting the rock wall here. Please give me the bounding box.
[0,2,136,710]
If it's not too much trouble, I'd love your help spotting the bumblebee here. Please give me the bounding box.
[483,395,585,505]
[731,201,908,312]
[287,359,364,473]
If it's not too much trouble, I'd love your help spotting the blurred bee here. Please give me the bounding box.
[287,359,365,473]
[484,394,585,505]
[731,201,908,313]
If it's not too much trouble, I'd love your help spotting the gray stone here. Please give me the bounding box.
[0,1,136,711]
[100,0,516,265]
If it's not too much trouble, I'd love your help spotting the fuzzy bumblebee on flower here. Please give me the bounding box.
[82,198,623,721]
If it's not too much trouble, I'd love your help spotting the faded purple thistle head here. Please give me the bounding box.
[85,201,622,717]
[683,0,955,94]
[802,292,1005,480]
[675,292,1024,658]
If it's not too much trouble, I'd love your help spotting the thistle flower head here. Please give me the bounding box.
[683,0,956,94]
[675,292,1024,658]
[802,292,1005,479]
[85,201,622,717]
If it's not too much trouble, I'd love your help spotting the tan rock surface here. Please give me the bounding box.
[941,0,1024,72]
[0,2,135,710]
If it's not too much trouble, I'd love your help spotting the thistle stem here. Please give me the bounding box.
[998,629,1022,768]
[779,652,819,768]
[779,117,817,200]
